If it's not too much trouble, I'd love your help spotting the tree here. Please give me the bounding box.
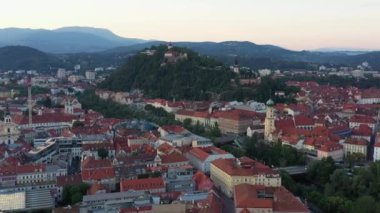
[307,157,336,186]
[62,183,90,205]
[324,196,352,213]
[346,152,366,168]
[97,148,109,159]
[38,96,52,108]
[208,122,221,138]
[71,192,83,204]
[183,118,193,129]
[220,145,245,158]
[72,120,85,128]
[351,196,377,213]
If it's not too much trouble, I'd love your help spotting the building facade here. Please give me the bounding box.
[210,157,281,198]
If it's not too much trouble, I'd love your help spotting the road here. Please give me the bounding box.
[213,187,234,213]
[276,166,308,175]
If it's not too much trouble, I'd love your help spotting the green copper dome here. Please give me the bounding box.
[266,99,274,106]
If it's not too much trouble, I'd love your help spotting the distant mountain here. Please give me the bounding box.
[0,27,147,53]
[54,26,145,44]
[314,47,375,52]
[0,46,62,71]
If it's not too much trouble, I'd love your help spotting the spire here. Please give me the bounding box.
[4,102,10,117]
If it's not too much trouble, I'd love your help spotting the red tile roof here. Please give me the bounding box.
[349,115,376,124]
[157,142,175,154]
[275,119,295,131]
[188,146,230,161]
[120,177,165,192]
[159,125,186,134]
[361,88,380,99]
[317,142,343,152]
[82,142,114,151]
[12,113,78,125]
[160,152,188,164]
[211,157,277,176]
[81,158,115,181]
[217,109,258,121]
[351,124,372,136]
[294,115,314,126]
[234,184,309,212]
[345,138,368,146]
[192,171,213,191]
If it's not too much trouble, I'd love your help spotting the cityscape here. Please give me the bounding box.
[0,1,380,213]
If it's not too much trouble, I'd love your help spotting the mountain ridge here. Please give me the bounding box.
[0,27,146,53]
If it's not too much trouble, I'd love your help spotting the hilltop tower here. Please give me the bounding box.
[264,99,275,141]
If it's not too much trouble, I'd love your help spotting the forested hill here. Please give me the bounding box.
[98,45,235,100]
[0,46,62,71]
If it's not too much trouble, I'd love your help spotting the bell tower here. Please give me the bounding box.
[264,99,275,141]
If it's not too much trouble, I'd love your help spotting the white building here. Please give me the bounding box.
[85,71,96,80]
[185,146,235,173]
[258,69,272,77]
[0,110,20,145]
[56,68,66,79]
[374,134,380,162]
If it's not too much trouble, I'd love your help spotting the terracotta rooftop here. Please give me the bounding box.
[294,115,314,126]
[160,152,188,164]
[234,184,309,212]
[120,177,165,192]
[188,146,231,161]
[159,125,186,134]
[211,157,277,176]
[349,115,376,124]
[345,138,368,146]
[351,124,372,136]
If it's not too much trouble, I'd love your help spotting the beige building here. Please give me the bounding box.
[175,110,213,127]
[210,156,281,198]
[0,111,20,145]
[343,138,368,158]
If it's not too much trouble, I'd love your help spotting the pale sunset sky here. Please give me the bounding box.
[0,0,379,50]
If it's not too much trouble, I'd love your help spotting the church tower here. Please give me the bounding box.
[65,98,74,114]
[264,99,275,141]
[232,58,240,74]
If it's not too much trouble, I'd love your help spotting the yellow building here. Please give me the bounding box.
[210,156,281,198]
[343,138,368,158]
[264,99,275,141]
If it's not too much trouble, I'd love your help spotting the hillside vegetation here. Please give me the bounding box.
[99,45,235,100]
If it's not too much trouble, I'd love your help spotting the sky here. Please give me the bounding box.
[0,0,379,50]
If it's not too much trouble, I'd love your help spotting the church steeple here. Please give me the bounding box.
[4,102,11,123]
[264,99,275,141]
[232,57,240,74]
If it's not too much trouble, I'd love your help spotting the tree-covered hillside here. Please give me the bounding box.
[99,45,235,100]
[0,46,62,71]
